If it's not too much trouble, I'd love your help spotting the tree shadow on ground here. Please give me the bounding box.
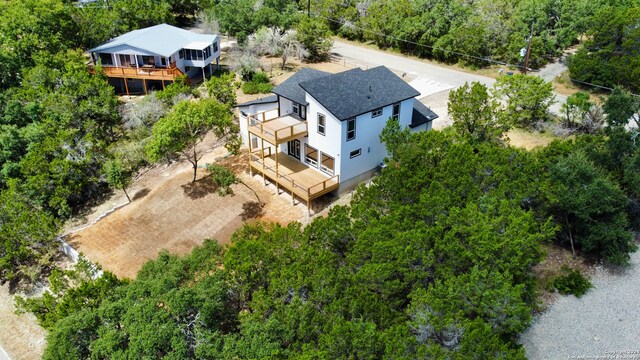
[241,201,263,220]
[181,177,216,200]
[132,188,151,201]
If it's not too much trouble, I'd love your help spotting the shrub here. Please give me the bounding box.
[548,266,592,297]
[242,82,273,94]
[242,72,273,94]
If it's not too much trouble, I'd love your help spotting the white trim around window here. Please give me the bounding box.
[317,113,325,135]
[346,118,356,141]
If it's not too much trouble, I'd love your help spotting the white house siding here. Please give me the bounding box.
[305,94,343,178]
[398,98,415,128]
[279,97,293,117]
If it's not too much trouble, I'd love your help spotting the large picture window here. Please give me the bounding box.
[320,153,334,175]
[305,144,318,167]
[317,113,326,135]
[346,118,356,141]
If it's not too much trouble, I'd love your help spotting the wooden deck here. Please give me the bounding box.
[249,149,339,208]
[90,65,185,81]
[248,115,308,145]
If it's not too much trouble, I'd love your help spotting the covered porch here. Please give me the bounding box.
[249,147,339,211]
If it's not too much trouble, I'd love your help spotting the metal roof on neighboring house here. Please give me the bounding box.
[272,68,330,106]
[410,100,439,128]
[89,24,218,58]
[299,66,421,121]
[235,95,279,107]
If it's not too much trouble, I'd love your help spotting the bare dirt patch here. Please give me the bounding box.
[507,128,556,150]
[0,284,47,360]
[533,243,595,309]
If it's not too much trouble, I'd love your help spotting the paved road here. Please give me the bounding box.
[331,40,566,128]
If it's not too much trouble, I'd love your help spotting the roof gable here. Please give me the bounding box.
[89,24,218,58]
[299,66,420,120]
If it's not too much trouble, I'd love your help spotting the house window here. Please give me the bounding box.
[320,153,334,175]
[160,57,166,66]
[213,42,218,52]
[346,118,356,141]
[317,113,325,135]
[179,49,184,59]
[292,102,306,119]
[372,108,383,117]
[142,56,155,66]
[392,103,400,121]
[288,140,300,160]
[98,53,114,66]
[305,144,318,167]
[350,149,361,158]
[119,54,132,67]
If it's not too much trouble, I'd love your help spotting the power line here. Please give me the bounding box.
[312,13,531,71]
[313,12,640,97]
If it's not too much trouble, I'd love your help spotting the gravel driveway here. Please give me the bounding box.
[520,249,640,359]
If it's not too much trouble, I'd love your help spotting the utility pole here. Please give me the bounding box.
[523,21,534,75]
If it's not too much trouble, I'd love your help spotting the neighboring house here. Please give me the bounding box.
[237,66,438,211]
[88,24,221,95]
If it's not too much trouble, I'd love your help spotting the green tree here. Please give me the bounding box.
[207,163,263,207]
[568,6,640,92]
[0,184,59,286]
[146,98,240,182]
[448,81,508,143]
[549,151,636,264]
[603,86,640,129]
[493,74,555,128]
[102,158,133,202]
[249,27,308,69]
[296,17,334,62]
[561,91,592,128]
[205,72,240,107]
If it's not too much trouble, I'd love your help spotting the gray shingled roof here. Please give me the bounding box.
[410,101,439,128]
[235,95,278,107]
[299,66,420,121]
[89,24,218,58]
[272,68,330,105]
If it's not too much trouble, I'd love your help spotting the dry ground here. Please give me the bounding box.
[0,285,47,360]
[67,134,308,279]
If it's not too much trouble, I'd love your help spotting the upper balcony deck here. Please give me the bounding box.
[247,109,308,145]
[89,63,185,81]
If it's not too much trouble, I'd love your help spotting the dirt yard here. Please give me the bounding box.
[67,136,307,279]
[0,285,47,360]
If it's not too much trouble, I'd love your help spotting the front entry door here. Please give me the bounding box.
[288,140,300,160]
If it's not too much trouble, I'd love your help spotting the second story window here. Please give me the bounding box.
[292,102,306,119]
[347,118,356,141]
[392,103,401,121]
[372,108,383,117]
[318,113,326,135]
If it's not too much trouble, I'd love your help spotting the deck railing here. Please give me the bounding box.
[247,110,307,143]
[89,64,185,79]
[250,151,339,199]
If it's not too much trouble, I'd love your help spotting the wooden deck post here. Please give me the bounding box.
[261,138,266,185]
[291,180,295,205]
[123,78,130,96]
[142,79,148,95]
[161,80,165,90]
[248,133,253,177]
[275,150,280,194]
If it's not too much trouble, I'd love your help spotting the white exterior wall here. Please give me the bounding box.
[398,98,415,128]
[305,94,343,177]
[279,97,293,116]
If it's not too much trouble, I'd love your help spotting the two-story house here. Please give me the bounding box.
[88,24,221,95]
[237,66,438,211]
